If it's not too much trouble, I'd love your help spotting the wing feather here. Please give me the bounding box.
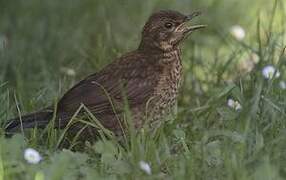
[57,53,159,123]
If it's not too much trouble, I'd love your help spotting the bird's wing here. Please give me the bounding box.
[57,53,159,119]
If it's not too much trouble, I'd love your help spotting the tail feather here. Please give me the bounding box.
[5,110,53,133]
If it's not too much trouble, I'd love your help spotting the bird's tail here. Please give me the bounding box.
[5,110,53,133]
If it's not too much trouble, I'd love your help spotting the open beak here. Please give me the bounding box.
[186,24,207,31]
[179,11,206,33]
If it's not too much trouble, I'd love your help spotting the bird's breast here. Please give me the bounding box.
[148,49,182,124]
[159,50,182,103]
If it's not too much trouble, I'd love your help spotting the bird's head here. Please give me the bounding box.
[139,10,206,52]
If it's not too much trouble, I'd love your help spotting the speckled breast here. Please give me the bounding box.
[148,49,182,127]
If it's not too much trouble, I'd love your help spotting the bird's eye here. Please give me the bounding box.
[164,22,173,29]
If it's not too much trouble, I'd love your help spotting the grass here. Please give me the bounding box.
[0,0,286,179]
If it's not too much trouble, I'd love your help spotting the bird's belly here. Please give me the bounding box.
[152,84,180,117]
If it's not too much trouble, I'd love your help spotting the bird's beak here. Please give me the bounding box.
[176,11,206,34]
[185,24,207,32]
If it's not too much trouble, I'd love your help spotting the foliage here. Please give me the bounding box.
[0,0,286,179]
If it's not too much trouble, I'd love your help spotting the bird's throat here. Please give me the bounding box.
[157,48,181,65]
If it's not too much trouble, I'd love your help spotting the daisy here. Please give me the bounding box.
[24,148,42,164]
[227,99,242,111]
[139,161,151,175]
[262,65,280,79]
[230,25,245,41]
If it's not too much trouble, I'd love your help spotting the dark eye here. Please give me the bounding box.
[164,22,173,29]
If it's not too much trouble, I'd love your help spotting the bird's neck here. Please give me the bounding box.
[138,37,179,53]
[138,43,181,65]
[157,48,181,65]
[138,40,181,62]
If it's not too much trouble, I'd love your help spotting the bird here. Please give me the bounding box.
[5,10,205,142]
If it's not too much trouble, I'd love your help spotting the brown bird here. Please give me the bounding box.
[5,10,205,141]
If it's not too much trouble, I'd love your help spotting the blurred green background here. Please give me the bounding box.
[1,0,286,179]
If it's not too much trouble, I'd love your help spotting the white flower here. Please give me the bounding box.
[279,81,286,89]
[24,148,42,164]
[139,161,151,175]
[60,67,76,77]
[230,25,245,41]
[262,65,280,79]
[227,99,242,111]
